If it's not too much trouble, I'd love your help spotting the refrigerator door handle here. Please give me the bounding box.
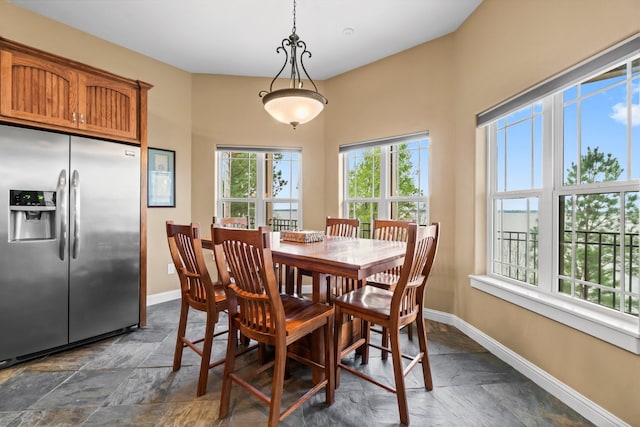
[71,170,81,259]
[56,169,68,261]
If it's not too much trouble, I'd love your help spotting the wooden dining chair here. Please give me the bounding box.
[212,225,335,427]
[166,220,229,397]
[366,219,414,359]
[334,222,440,426]
[213,215,289,294]
[295,216,360,296]
[212,215,249,229]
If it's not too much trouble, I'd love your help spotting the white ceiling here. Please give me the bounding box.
[11,0,482,80]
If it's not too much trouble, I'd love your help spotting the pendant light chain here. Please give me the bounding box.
[292,0,297,35]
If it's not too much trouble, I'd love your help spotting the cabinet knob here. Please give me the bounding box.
[72,112,77,123]
[80,113,85,125]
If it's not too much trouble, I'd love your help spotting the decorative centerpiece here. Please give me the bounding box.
[280,230,325,243]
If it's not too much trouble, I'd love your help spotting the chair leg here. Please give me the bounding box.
[240,333,250,346]
[219,322,238,420]
[415,316,433,390]
[324,315,335,405]
[173,300,189,371]
[268,342,287,427]
[196,312,216,397]
[381,326,390,360]
[390,326,410,426]
[295,268,303,296]
[407,321,413,341]
[258,343,267,365]
[360,319,370,364]
[334,305,344,389]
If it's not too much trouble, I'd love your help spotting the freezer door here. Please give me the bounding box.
[0,125,69,362]
[68,137,140,343]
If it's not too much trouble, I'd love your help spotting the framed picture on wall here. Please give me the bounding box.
[148,148,175,207]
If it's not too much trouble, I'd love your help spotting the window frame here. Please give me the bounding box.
[216,147,302,230]
[340,132,430,235]
[473,38,640,354]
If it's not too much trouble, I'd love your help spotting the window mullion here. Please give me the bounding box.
[626,63,632,180]
[255,153,266,226]
[342,153,349,217]
[618,191,626,316]
[487,122,497,275]
[379,145,389,218]
[538,96,556,292]
[216,151,225,215]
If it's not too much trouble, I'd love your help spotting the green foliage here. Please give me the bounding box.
[565,146,623,186]
[560,147,639,313]
[348,147,381,199]
[224,152,288,219]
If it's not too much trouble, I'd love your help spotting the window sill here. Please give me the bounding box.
[469,275,640,354]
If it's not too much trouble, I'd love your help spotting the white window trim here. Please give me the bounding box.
[341,132,430,223]
[215,148,303,228]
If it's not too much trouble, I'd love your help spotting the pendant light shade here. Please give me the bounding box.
[262,88,327,129]
[259,1,327,129]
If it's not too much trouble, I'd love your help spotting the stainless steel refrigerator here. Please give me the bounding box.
[0,124,140,366]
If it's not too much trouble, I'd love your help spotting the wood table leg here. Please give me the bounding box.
[284,265,295,295]
[311,272,329,384]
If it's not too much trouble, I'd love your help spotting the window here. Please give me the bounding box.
[216,148,301,230]
[341,132,429,237]
[475,37,640,353]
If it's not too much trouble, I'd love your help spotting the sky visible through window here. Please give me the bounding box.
[497,61,639,212]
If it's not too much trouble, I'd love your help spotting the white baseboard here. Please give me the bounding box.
[147,289,181,306]
[423,309,628,427]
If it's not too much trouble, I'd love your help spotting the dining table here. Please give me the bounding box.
[201,231,407,382]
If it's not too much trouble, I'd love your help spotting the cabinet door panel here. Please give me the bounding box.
[0,50,78,128]
[78,73,137,139]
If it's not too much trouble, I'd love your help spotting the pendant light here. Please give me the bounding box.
[259,0,328,129]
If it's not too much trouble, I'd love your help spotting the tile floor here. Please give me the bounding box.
[0,299,594,426]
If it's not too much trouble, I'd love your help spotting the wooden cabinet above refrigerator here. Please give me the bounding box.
[0,37,152,144]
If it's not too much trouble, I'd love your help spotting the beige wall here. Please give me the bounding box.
[2,0,639,423]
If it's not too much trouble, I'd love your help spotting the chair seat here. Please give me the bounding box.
[232,294,333,342]
[282,294,334,338]
[334,286,393,319]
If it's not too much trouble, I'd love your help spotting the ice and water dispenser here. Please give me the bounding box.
[9,190,56,241]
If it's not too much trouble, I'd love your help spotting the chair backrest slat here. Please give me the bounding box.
[212,226,284,338]
[372,219,414,277]
[372,219,413,242]
[326,216,359,237]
